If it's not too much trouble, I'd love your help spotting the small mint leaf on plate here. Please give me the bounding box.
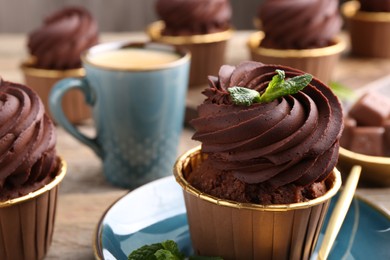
[160,240,184,259]
[128,240,222,260]
[128,243,164,260]
[154,249,182,260]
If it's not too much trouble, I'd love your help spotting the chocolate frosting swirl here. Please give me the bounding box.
[0,79,58,200]
[258,0,342,49]
[359,0,390,12]
[191,62,343,188]
[28,6,99,70]
[156,0,232,35]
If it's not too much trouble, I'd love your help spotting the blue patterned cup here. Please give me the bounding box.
[49,41,190,188]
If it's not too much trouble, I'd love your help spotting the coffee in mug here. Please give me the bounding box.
[88,48,181,69]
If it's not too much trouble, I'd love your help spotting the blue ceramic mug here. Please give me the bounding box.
[49,41,190,188]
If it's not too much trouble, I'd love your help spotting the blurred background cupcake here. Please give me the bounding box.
[21,6,99,123]
[147,0,233,87]
[0,78,66,260]
[248,0,345,83]
[342,0,390,58]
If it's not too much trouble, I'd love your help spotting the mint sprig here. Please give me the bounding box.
[128,242,165,260]
[128,240,222,260]
[228,69,312,106]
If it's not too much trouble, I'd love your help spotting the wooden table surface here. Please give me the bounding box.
[1,31,389,259]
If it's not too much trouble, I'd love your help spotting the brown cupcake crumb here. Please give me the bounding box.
[187,158,328,205]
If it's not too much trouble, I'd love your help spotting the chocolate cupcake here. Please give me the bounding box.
[0,78,66,260]
[174,61,343,259]
[147,0,233,87]
[248,0,345,83]
[21,6,99,123]
[342,0,390,58]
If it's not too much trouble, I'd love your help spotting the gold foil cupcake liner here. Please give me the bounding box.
[342,1,390,58]
[174,146,341,259]
[147,21,233,45]
[147,21,233,86]
[247,31,346,83]
[21,57,85,78]
[21,58,91,124]
[247,31,345,58]
[342,1,390,22]
[0,158,67,260]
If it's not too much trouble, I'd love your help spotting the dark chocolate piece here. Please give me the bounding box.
[348,92,390,126]
[384,120,390,156]
[340,117,357,149]
[349,126,385,156]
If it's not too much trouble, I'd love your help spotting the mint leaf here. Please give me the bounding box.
[155,249,182,260]
[259,70,312,103]
[161,240,184,259]
[128,240,222,260]
[228,70,312,106]
[128,240,184,260]
[128,243,164,260]
[268,69,285,90]
[228,86,261,106]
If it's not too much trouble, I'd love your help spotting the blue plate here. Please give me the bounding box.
[94,176,390,260]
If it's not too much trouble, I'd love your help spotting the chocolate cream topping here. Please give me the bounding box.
[191,62,343,188]
[156,0,232,35]
[28,6,99,70]
[0,79,58,201]
[258,0,342,49]
[359,0,390,12]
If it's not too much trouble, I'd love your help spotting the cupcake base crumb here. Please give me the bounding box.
[186,158,329,205]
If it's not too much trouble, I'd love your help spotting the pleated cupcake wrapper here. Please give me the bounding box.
[147,21,233,87]
[247,31,346,84]
[21,59,91,124]
[0,159,67,260]
[174,146,341,260]
[342,1,390,58]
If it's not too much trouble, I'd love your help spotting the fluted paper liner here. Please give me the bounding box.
[174,146,341,260]
[0,158,67,260]
[147,21,233,87]
[247,31,345,84]
[342,1,390,58]
[21,59,91,124]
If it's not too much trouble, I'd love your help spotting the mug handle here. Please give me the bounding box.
[49,78,103,158]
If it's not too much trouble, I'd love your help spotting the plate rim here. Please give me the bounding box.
[92,176,390,260]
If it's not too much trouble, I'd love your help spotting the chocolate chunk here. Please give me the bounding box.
[340,117,357,149]
[348,92,390,126]
[349,127,385,156]
[384,120,390,156]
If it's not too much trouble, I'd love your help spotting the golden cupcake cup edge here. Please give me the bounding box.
[247,31,346,83]
[174,146,341,259]
[0,157,67,260]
